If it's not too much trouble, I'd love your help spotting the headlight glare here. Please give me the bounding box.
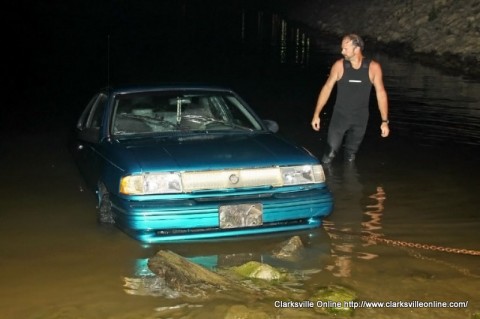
[120,173,182,195]
[312,164,326,182]
[281,165,325,185]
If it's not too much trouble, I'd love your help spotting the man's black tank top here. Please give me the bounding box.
[334,58,372,118]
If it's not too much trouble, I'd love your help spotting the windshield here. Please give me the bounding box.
[111,90,264,136]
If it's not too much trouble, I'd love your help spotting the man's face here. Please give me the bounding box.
[341,39,357,60]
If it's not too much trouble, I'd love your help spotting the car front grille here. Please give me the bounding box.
[181,168,283,192]
[155,218,309,236]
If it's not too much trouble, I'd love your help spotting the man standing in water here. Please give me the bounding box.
[311,34,390,163]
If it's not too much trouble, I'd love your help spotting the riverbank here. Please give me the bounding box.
[277,0,480,78]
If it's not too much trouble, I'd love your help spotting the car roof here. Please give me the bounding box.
[104,83,233,95]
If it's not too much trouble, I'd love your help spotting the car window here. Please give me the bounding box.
[111,91,263,136]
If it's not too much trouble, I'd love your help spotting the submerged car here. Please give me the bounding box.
[72,85,333,243]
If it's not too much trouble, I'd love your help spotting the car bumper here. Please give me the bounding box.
[111,186,333,243]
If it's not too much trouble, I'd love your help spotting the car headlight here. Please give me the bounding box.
[280,165,325,185]
[120,173,182,195]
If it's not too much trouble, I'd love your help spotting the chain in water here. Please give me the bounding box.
[361,235,480,256]
[324,226,480,256]
[362,233,480,256]
[405,249,480,279]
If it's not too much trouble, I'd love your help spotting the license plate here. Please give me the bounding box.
[219,203,263,229]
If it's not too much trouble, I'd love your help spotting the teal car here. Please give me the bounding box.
[72,85,333,243]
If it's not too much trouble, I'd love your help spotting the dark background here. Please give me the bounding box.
[5,1,480,149]
[4,1,289,133]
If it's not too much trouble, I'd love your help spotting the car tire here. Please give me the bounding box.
[97,183,115,224]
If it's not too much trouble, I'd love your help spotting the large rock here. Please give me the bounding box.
[233,261,283,281]
[148,250,234,291]
[272,235,305,261]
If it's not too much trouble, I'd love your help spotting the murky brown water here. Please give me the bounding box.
[1,128,478,319]
[2,6,480,319]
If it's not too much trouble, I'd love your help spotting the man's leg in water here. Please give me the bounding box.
[322,114,348,164]
[343,121,367,162]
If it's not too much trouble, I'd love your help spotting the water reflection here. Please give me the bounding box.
[280,19,287,63]
[279,22,310,65]
[362,186,386,233]
[323,163,387,277]
[294,28,310,65]
[240,9,311,66]
[380,54,480,146]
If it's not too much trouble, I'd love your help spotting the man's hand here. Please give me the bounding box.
[311,116,321,131]
[381,122,390,137]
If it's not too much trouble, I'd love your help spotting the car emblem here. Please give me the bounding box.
[229,173,240,184]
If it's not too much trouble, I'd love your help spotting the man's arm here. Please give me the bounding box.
[311,60,342,131]
[370,61,390,137]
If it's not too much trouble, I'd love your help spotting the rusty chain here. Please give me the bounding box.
[324,226,480,256]
[362,233,480,256]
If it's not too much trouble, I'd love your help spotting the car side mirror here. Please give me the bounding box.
[78,127,101,144]
[263,120,279,133]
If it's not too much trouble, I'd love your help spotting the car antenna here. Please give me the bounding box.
[107,34,111,90]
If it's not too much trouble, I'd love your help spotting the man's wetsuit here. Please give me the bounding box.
[323,58,373,163]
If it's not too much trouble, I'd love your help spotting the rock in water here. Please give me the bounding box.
[272,235,304,260]
[148,250,232,291]
[312,285,357,315]
[233,261,282,281]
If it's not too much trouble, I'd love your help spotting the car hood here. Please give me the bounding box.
[111,133,318,173]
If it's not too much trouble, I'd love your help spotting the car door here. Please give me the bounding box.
[74,93,108,189]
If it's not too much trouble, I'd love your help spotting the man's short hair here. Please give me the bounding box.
[344,34,364,51]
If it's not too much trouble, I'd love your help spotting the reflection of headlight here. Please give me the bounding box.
[120,165,326,195]
[120,173,182,195]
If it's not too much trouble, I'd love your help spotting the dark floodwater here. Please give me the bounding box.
[1,8,480,319]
